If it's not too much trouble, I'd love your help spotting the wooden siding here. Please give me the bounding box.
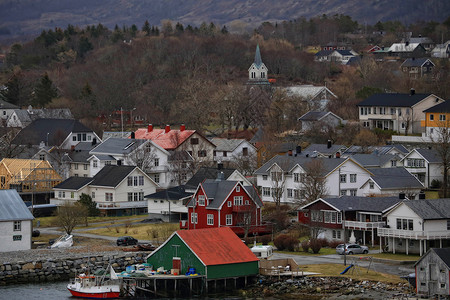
[207,261,259,279]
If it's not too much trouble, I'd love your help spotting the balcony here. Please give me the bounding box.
[232,205,252,213]
[378,228,450,240]
[344,221,385,230]
[180,220,188,229]
[97,201,147,210]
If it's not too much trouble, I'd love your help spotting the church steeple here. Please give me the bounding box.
[248,44,269,85]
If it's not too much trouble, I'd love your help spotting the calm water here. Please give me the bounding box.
[0,281,247,300]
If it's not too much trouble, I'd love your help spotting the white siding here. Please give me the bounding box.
[0,220,32,252]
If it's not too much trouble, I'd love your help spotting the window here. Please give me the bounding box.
[407,159,425,168]
[128,177,133,186]
[128,192,133,202]
[396,218,413,230]
[350,174,356,183]
[234,196,243,206]
[262,187,270,196]
[72,136,76,141]
[74,164,78,170]
[287,188,293,198]
[243,147,248,156]
[223,151,227,157]
[447,220,450,230]
[245,200,249,205]
[198,195,205,206]
[13,221,21,231]
[363,121,369,128]
[39,154,45,160]
[340,189,347,196]
[198,150,207,157]
[154,174,160,183]
[349,189,357,196]
[262,175,268,180]
[406,108,410,115]
[133,176,138,186]
[294,189,300,199]
[139,192,144,201]
[84,164,88,170]
[93,160,98,168]
[91,192,95,199]
[139,176,144,186]
[271,171,282,181]
[430,114,434,121]
[340,174,347,183]
[191,213,198,224]
[105,193,113,201]
[440,114,446,121]
[391,160,397,167]
[190,138,199,145]
[261,72,265,78]
[228,201,232,207]
[105,161,111,165]
[294,173,300,182]
[71,192,74,198]
[134,193,139,201]
[390,108,395,115]
[154,158,159,167]
[236,186,240,192]
[226,214,232,225]
[207,214,214,225]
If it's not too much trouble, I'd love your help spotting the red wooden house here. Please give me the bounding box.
[181,179,270,236]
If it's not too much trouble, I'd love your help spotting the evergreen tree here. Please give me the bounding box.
[130,24,138,37]
[78,36,93,58]
[33,73,58,107]
[1,73,21,105]
[77,193,99,217]
[142,20,151,36]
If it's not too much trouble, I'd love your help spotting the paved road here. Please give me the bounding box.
[272,252,415,277]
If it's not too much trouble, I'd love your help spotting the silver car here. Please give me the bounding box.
[336,243,369,255]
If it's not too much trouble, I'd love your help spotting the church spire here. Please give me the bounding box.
[254,44,263,68]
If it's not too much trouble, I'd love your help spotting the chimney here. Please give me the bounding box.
[288,149,293,156]
[419,192,425,200]
[148,124,153,132]
[130,132,135,139]
[217,162,223,170]
[92,138,97,146]
[296,146,302,155]
[327,140,332,149]
[165,125,170,133]
[410,88,415,96]
[336,152,341,158]
[180,124,186,131]
[399,193,406,200]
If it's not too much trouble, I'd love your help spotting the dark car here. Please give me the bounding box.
[116,236,138,246]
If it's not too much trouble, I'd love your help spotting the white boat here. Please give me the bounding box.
[50,234,73,248]
[67,266,121,299]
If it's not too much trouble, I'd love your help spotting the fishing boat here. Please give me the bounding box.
[67,266,121,299]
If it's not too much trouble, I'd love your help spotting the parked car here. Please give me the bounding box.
[117,236,138,246]
[336,243,369,255]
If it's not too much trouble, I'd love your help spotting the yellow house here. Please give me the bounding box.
[422,101,450,139]
[0,159,62,192]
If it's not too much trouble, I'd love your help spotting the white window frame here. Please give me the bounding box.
[13,221,21,231]
[207,214,214,225]
[198,195,205,206]
[226,214,232,225]
[191,213,198,224]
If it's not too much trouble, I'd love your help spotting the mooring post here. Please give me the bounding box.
[154,278,156,295]
[189,278,192,296]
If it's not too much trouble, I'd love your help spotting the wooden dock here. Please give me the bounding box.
[121,274,257,298]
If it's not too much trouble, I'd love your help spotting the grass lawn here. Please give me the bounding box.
[301,264,403,284]
[78,222,179,244]
[361,252,420,261]
[33,214,148,228]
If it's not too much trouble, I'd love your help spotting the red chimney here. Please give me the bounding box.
[180,124,186,131]
[165,125,170,133]
[148,124,153,132]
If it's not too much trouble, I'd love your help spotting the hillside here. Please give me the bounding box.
[0,0,449,41]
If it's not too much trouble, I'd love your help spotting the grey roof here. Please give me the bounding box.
[254,154,346,177]
[304,144,346,156]
[315,50,333,56]
[346,56,361,65]
[187,179,262,208]
[90,138,147,155]
[0,99,19,109]
[401,58,434,67]
[404,198,450,220]
[407,37,433,44]
[168,150,193,162]
[424,100,450,113]
[253,44,263,68]
[13,118,94,146]
[350,153,398,168]
[145,185,192,201]
[344,145,409,155]
[90,154,116,161]
[0,189,34,221]
[284,85,337,100]
[249,127,264,144]
[414,148,441,163]
[358,93,433,107]
[210,138,245,152]
[54,176,93,190]
[89,165,136,187]
[335,50,354,56]
[68,142,98,163]
[102,131,132,139]
[298,111,328,121]
[303,196,401,213]
[431,248,450,269]
[367,167,423,189]
[185,167,236,190]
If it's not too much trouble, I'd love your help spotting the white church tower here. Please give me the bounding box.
[247,44,269,85]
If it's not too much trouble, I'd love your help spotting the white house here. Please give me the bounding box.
[211,138,257,162]
[298,111,344,133]
[0,190,34,252]
[146,185,192,222]
[52,165,159,216]
[401,148,443,188]
[415,248,450,297]
[254,154,372,204]
[359,167,424,199]
[378,199,450,255]
[0,100,19,124]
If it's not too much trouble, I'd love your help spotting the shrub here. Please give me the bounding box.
[274,234,289,250]
[431,179,441,189]
[309,239,322,254]
[274,234,299,251]
[301,240,309,252]
[317,238,328,247]
[260,234,272,245]
[328,240,343,248]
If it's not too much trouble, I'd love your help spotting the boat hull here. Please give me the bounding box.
[67,287,120,299]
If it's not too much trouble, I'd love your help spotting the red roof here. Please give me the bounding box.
[177,227,258,266]
[133,127,195,150]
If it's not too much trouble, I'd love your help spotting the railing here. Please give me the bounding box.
[344,221,385,230]
[378,228,450,240]
[97,201,147,209]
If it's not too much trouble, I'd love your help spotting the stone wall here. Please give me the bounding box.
[0,252,146,285]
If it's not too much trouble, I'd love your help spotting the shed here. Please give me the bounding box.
[414,248,450,296]
[146,227,259,279]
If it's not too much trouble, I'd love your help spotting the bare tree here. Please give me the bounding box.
[125,141,157,174]
[269,164,286,210]
[430,118,450,197]
[231,151,257,176]
[55,202,88,235]
[303,159,328,203]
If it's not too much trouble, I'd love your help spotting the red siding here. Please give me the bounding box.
[298,200,342,229]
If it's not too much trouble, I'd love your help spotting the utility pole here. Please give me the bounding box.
[121,107,123,138]
[343,209,346,266]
